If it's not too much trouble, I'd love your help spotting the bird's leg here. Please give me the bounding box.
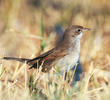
[64,71,67,80]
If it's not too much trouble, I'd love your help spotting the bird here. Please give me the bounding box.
[2,25,90,75]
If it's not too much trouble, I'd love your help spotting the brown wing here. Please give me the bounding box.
[27,47,67,72]
[27,48,56,66]
[41,49,67,72]
[28,48,55,62]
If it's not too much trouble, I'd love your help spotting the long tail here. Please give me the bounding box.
[2,57,30,63]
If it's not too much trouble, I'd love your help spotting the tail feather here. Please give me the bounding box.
[3,57,30,63]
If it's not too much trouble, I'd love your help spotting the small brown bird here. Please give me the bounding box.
[2,25,90,75]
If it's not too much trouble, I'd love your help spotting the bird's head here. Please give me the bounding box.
[64,25,90,41]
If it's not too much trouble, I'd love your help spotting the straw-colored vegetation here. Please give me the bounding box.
[0,0,110,100]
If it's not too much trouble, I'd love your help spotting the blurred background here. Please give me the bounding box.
[0,0,110,72]
[0,0,110,99]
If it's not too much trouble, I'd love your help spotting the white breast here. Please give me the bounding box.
[56,39,80,74]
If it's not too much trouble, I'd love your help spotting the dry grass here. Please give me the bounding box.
[0,0,110,100]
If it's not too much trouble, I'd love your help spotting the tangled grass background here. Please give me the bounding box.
[0,0,110,100]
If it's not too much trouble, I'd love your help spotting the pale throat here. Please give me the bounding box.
[57,34,82,73]
[68,34,82,54]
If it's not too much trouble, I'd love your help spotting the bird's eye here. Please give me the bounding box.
[77,28,81,32]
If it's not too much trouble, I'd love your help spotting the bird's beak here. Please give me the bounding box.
[83,28,91,31]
